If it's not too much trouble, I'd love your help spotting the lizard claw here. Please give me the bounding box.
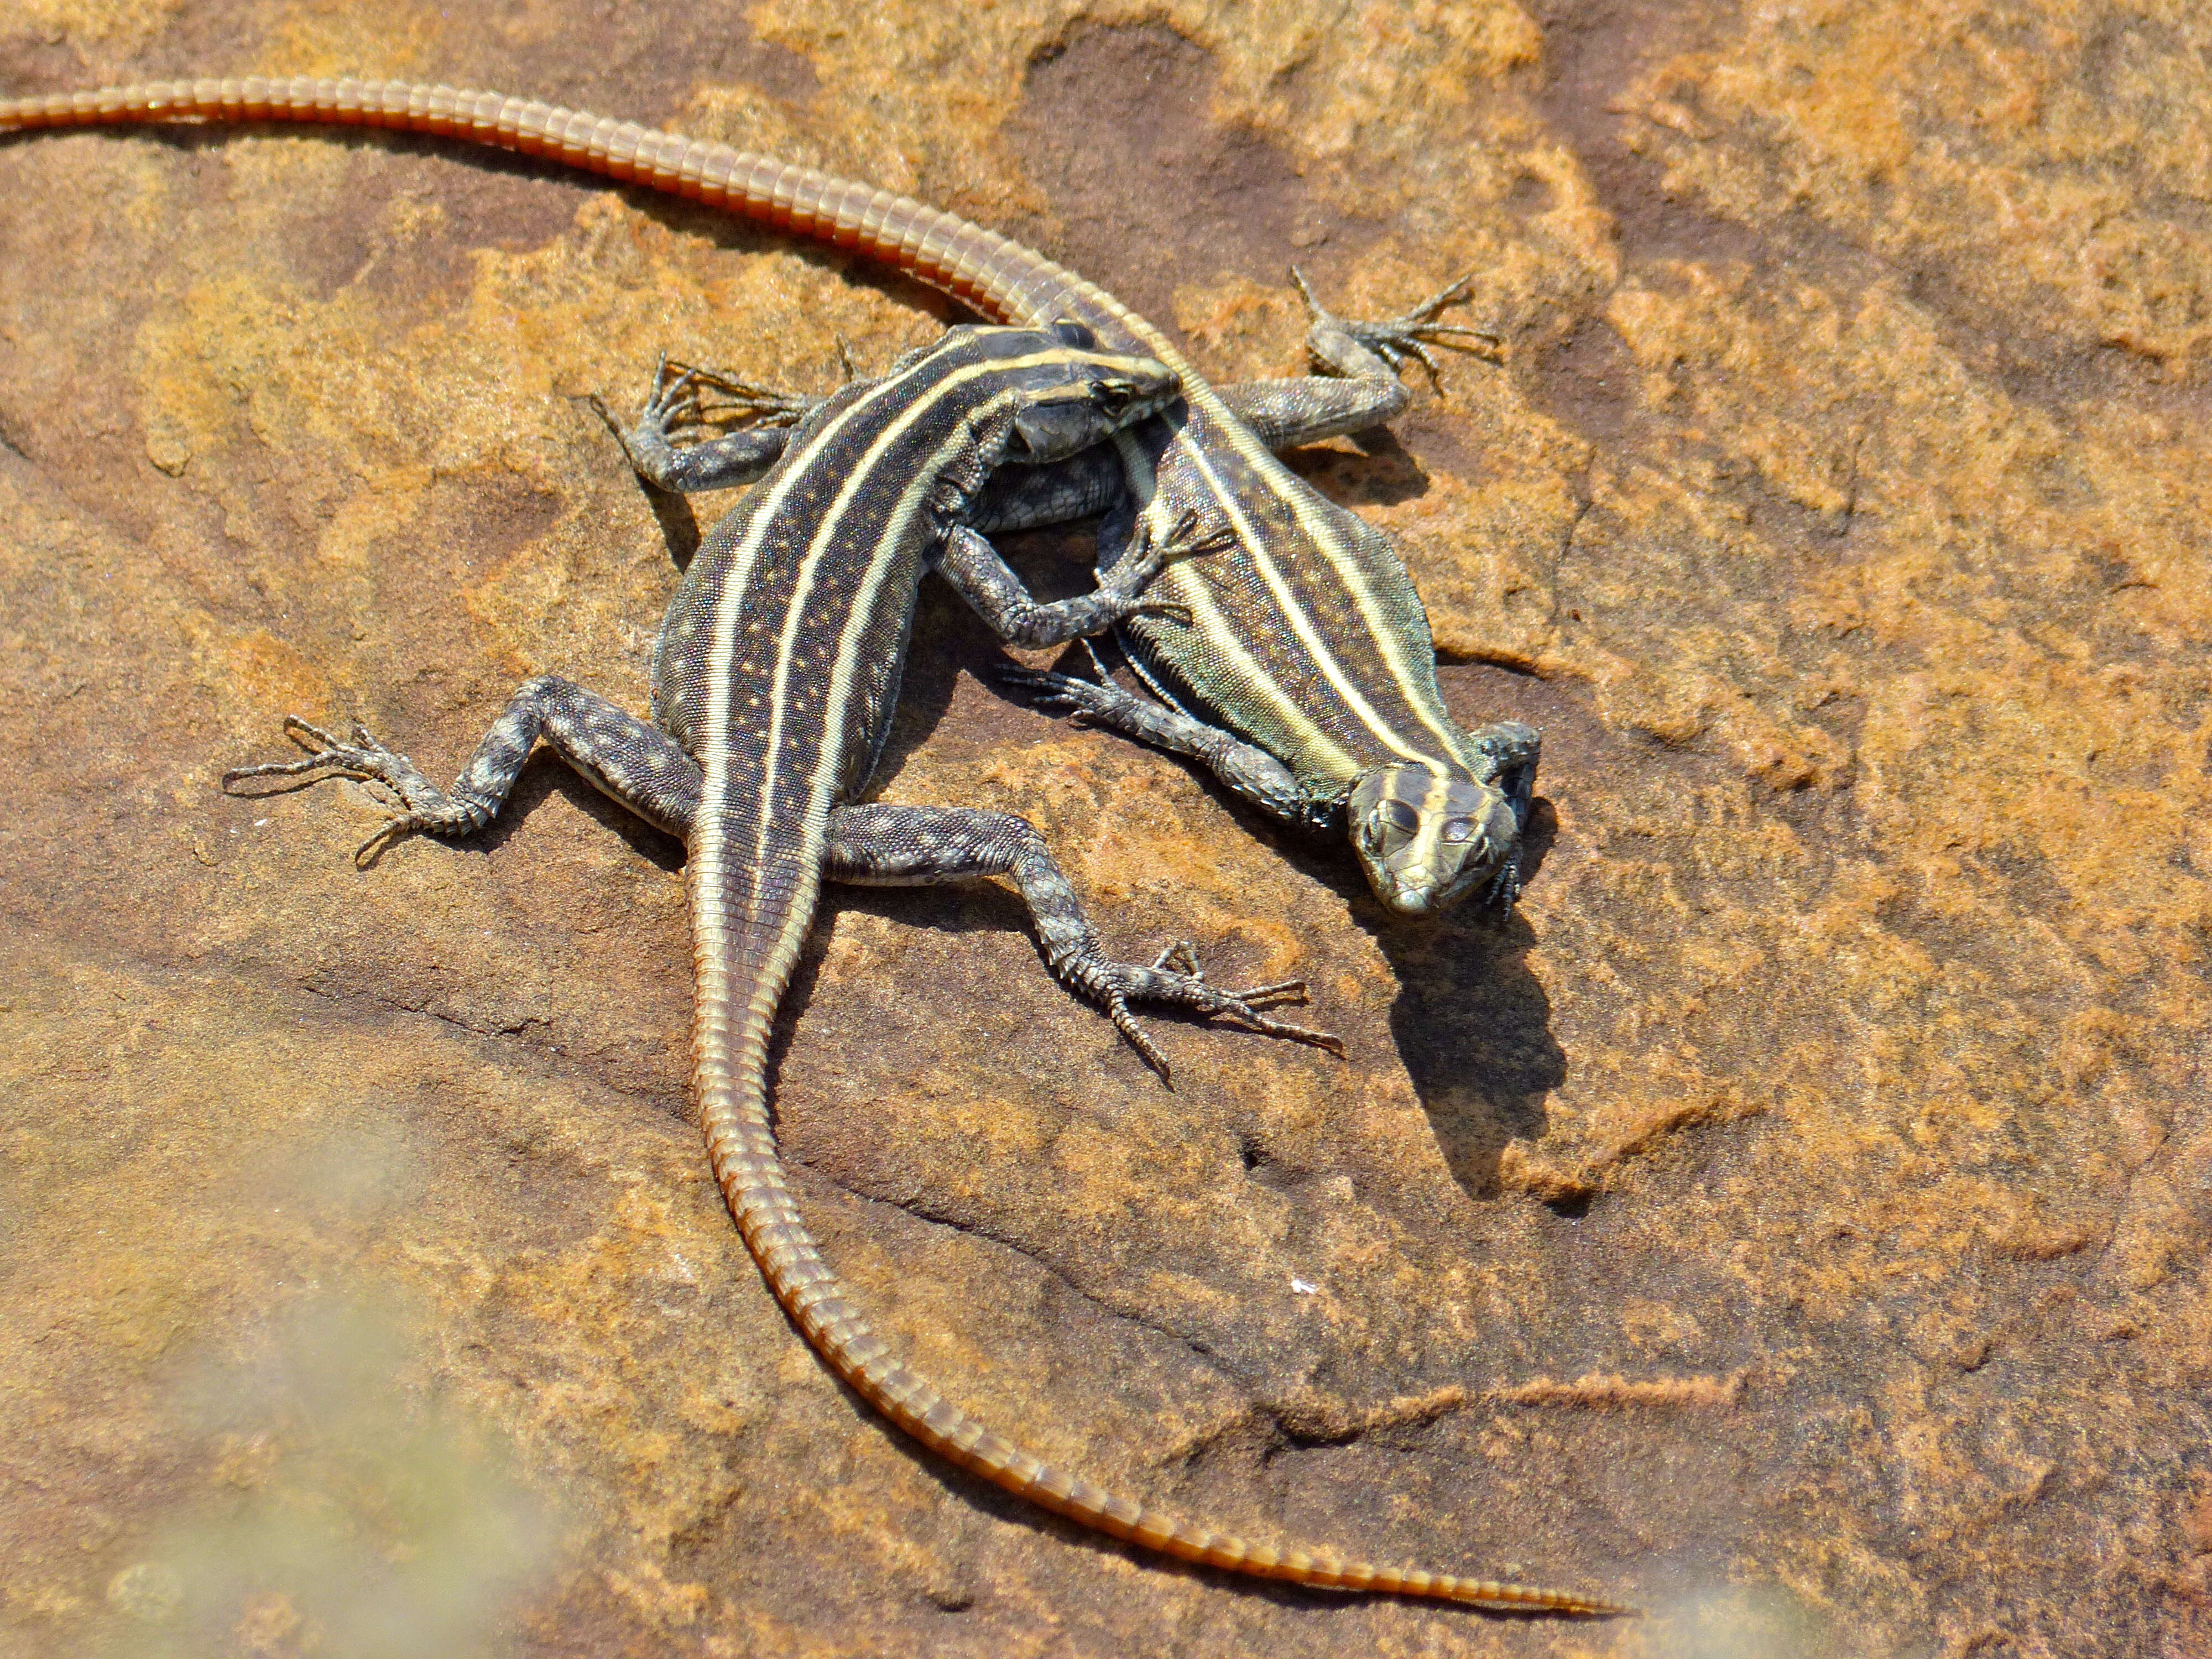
[997,666,1114,726]
[222,714,480,864]
[1290,265,1504,389]
[1076,940,1347,1083]
[1103,507,1240,596]
[598,353,815,468]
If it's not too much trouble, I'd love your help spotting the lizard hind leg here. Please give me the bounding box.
[824,803,1344,1086]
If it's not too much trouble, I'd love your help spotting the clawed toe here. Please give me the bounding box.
[221,713,451,862]
[349,813,421,868]
[1234,1010,1347,1057]
[1105,507,1241,601]
[1290,264,1504,387]
[1151,940,1200,977]
[997,665,1098,719]
[627,351,810,440]
[221,715,383,791]
[1225,976,1307,1010]
[1106,994,1176,1086]
[1095,946,1347,1080]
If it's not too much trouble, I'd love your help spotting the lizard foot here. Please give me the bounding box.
[1074,937,1345,1087]
[1291,266,1503,388]
[1098,507,1240,628]
[591,351,814,455]
[996,664,1122,725]
[222,716,483,864]
[1484,856,1525,916]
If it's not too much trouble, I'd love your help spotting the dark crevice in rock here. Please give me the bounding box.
[1540,1186,1595,1222]
[286,972,687,1119]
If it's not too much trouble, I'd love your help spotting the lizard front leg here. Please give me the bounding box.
[825,803,1343,1083]
[222,675,702,859]
[931,509,1229,649]
[597,354,817,494]
[1465,718,1542,908]
[997,666,1319,828]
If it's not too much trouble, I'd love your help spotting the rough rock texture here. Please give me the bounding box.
[1,3,2206,1655]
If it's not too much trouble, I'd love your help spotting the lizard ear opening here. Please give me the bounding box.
[1051,319,1099,349]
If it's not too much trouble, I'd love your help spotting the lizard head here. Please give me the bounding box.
[1347,763,1524,918]
[999,324,1180,463]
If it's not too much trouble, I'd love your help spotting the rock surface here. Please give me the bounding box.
[2,2,2207,1655]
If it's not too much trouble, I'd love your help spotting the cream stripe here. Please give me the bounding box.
[1037,279,1467,764]
[691,361,924,1007]
[696,362,920,789]
[698,340,1157,1022]
[748,347,1117,877]
[804,415,983,828]
[1158,433,1432,764]
[1193,382,1469,759]
[1108,433,1361,784]
[707,410,1006,1020]
[1412,766,1454,877]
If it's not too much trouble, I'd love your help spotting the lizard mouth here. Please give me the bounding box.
[1358,859,1473,919]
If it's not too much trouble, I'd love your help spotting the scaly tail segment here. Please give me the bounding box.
[0,77,1129,336]
[691,864,1627,1617]
[700,1077,1627,1614]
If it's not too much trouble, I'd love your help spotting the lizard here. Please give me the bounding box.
[215,322,1616,1614]
[0,79,1627,1614]
[0,76,1543,922]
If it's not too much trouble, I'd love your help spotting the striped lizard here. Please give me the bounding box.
[0,76,1542,921]
[0,80,1624,1614]
[229,325,1610,1613]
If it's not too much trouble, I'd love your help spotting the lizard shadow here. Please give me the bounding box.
[1365,807,1568,1206]
[1275,425,1439,512]
[1272,794,1568,1206]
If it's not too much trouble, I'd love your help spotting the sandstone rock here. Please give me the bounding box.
[1,2,2204,1655]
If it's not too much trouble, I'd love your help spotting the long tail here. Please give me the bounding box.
[690,846,1627,1616]
[7,75,1631,1616]
[0,77,1157,349]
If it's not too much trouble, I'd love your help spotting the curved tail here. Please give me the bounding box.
[691,844,1628,1616]
[0,77,1149,346]
[6,74,1632,1616]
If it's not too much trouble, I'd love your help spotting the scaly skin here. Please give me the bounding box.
[4,79,1630,1616]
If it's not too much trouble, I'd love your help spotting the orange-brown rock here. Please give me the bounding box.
[1,3,2205,1655]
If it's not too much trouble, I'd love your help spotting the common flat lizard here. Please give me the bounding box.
[0,76,1542,921]
[0,79,1625,1614]
[223,325,1610,1613]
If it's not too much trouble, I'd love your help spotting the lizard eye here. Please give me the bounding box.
[1378,800,1421,836]
[1441,817,1477,844]
[1089,378,1138,417]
